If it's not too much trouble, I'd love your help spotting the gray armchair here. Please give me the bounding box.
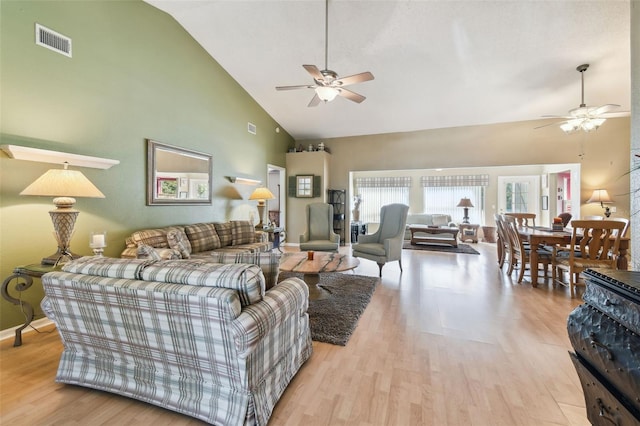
[299,203,340,252]
[352,203,409,277]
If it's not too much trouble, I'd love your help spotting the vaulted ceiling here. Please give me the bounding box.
[145,0,631,141]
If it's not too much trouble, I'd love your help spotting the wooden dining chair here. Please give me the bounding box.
[494,214,510,269]
[503,214,551,283]
[505,212,536,228]
[552,219,625,297]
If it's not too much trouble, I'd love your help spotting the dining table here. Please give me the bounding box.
[517,226,630,286]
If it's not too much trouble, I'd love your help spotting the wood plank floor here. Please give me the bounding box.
[0,243,589,425]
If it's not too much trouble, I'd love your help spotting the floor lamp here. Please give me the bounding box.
[20,162,105,265]
[249,187,275,229]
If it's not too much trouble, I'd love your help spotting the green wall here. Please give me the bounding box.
[0,0,293,329]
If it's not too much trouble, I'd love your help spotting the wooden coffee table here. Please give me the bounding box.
[279,252,360,300]
[409,225,459,247]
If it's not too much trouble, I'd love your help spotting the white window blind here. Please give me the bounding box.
[421,175,488,224]
[355,177,410,223]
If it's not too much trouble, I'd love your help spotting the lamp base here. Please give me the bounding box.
[604,206,611,218]
[41,248,82,266]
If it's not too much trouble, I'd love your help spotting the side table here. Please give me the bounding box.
[1,263,59,346]
[458,224,480,243]
[265,227,285,252]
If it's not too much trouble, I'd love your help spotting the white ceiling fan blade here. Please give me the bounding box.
[541,114,573,119]
[308,93,322,107]
[303,64,325,82]
[534,120,569,130]
[589,104,621,115]
[276,84,315,91]
[337,88,366,103]
[334,71,374,86]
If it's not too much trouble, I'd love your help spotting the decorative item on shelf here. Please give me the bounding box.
[552,217,564,231]
[297,144,304,152]
[456,197,474,224]
[352,194,362,222]
[586,189,613,218]
[318,142,325,151]
[249,187,275,229]
[308,144,314,152]
[20,162,106,265]
[90,231,107,256]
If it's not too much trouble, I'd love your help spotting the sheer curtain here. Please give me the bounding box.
[355,177,411,223]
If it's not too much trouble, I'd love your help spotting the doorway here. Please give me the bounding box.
[267,164,286,229]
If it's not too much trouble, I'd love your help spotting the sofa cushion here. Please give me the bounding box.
[231,220,256,245]
[140,260,264,306]
[184,223,221,253]
[432,214,450,226]
[62,256,156,279]
[214,222,233,247]
[131,227,180,249]
[167,228,192,259]
[206,252,281,290]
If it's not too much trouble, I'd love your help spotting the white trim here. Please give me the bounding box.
[1,145,119,169]
[0,317,54,342]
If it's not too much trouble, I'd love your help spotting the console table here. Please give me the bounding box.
[1,263,59,346]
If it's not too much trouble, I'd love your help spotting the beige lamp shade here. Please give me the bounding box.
[249,187,275,202]
[586,189,613,205]
[20,163,105,265]
[456,197,474,208]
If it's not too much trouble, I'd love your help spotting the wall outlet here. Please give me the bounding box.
[610,206,617,213]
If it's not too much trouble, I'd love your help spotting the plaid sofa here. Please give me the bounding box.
[41,256,312,426]
[120,221,272,260]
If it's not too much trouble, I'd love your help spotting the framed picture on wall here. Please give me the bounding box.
[541,195,549,210]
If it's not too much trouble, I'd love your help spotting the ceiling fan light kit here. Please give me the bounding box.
[538,63,620,134]
[275,0,374,107]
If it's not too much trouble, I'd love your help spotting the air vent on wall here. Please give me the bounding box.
[35,24,72,57]
[248,122,257,135]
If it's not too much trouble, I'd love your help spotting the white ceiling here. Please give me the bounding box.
[145,0,631,141]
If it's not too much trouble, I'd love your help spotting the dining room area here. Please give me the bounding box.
[494,212,630,298]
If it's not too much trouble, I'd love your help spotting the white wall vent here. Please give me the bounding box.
[35,24,72,57]
[248,122,257,135]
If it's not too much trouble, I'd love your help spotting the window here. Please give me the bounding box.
[421,175,488,224]
[355,177,410,223]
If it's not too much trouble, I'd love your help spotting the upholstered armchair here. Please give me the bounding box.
[352,203,409,277]
[299,202,340,252]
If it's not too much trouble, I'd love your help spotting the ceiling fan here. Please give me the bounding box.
[536,64,621,133]
[275,0,374,107]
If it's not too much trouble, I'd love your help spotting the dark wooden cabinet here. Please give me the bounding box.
[567,269,640,425]
[328,189,345,245]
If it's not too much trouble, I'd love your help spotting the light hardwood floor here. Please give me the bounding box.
[0,243,589,425]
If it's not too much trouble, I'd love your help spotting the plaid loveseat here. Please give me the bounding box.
[41,256,312,425]
[120,220,272,260]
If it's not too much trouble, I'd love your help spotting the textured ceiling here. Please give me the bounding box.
[145,0,631,141]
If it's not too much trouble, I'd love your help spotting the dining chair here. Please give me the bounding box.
[505,212,536,228]
[503,214,551,284]
[494,214,510,269]
[558,212,572,227]
[552,219,625,297]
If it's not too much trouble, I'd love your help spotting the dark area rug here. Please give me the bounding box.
[279,271,379,346]
[402,241,480,255]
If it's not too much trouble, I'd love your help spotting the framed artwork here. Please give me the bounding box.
[541,195,549,210]
[296,175,313,198]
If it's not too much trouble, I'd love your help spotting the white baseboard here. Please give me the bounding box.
[0,317,54,342]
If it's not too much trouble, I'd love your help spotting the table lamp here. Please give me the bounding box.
[457,197,474,224]
[586,189,613,218]
[20,162,105,265]
[249,187,275,229]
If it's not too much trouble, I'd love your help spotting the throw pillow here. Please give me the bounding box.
[184,223,221,253]
[214,222,233,247]
[231,220,256,245]
[167,228,192,259]
[137,244,181,260]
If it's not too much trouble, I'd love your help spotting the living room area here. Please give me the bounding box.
[1,1,639,425]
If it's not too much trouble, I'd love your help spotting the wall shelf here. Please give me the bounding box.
[1,145,119,169]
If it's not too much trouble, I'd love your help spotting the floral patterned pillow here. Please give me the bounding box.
[167,228,192,259]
